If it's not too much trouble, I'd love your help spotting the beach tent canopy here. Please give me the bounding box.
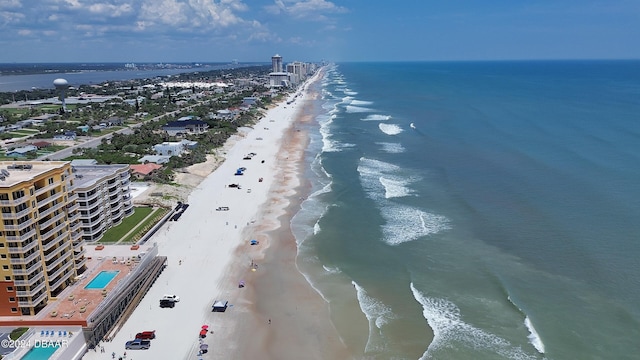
[250,240,258,245]
[200,344,209,350]
[202,325,209,329]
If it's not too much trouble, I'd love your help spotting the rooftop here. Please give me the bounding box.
[72,164,129,189]
[0,161,68,187]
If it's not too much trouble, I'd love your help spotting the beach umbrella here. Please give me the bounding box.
[202,325,209,330]
[200,343,209,350]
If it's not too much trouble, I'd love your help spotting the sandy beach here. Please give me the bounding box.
[82,69,351,360]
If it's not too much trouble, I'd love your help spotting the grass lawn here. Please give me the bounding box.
[7,131,36,137]
[121,208,169,244]
[0,108,29,115]
[100,206,154,243]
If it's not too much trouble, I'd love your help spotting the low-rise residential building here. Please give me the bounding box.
[152,140,197,157]
[161,118,208,136]
[129,163,163,180]
[138,155,171,164]
[6,145,38,157]
[53,131,77,141]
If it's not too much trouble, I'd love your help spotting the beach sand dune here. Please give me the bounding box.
[83,70,352,360]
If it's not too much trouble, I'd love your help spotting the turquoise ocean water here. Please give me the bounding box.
[291,61,640,359]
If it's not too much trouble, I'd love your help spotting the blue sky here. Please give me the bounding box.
[0,0,638,63]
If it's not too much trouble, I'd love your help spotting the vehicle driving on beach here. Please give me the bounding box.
[212,300,228,312]
[159,299,175,308]
[135,331,156,340]
[125,339,151,350]
[161,294,180,302]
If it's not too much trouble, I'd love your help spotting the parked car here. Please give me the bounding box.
[159,299,175,308]
[135,331,156,340]
[212,300,229,312]
[162,294,180,302]
[125,339,151,350]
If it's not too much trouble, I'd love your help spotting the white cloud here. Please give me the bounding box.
[137,0,249,30]
[0,10,23,25]
[87,3,133,17]
[0,0,22,10]
[266,0,347,20]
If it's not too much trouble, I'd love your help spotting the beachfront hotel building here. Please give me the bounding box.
[0,161,133,316]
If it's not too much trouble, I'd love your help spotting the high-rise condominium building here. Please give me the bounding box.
[272,54,283,73]
[0,161,133,316]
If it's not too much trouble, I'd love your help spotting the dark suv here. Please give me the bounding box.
[159,299,175,308]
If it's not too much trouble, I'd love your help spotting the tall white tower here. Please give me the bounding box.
[53,78,69,112]
[272,54,283,73]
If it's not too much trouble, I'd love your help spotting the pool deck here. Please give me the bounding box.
[0,244,154,327]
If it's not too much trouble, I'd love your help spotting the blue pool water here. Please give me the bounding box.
[84,270,119,289]
[20,345,59,360]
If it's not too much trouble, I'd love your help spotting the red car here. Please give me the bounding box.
[135,331,156,340]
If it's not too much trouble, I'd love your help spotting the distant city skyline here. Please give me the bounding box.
[0,0,638,63]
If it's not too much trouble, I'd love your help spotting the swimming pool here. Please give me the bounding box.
[21,344,59,360]
[84,270,119,289]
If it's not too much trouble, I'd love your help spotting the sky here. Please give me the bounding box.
[0,0,639,63]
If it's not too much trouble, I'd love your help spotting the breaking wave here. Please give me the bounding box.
[379,123,403,135]
[362,114,391,121]
[353,281,395,353]
[411,284,538,360]
[346,105,374,113]
[357,157,449,245]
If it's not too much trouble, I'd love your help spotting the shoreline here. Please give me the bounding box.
[211,75,353,359]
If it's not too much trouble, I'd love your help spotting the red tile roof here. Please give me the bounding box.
[130,163,162,175]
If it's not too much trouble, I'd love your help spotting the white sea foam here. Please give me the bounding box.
[350,99,374,106]
[313,221,321,235]
[381,205,450,245]
[357,157,449,244]
[353,281,395,353]
[508,295,546,354]
[346,105,373,113]
[319,114,339,153]
[411,284,537,360]
[377,142,405,154]
[524,317,545,354]
[362,114,391,121]
[322,265,341,274]
[358,158,415,200]
[344,91,358,95]
[378,123,403,135]
[379,177,414,198]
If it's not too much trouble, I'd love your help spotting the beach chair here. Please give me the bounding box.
[64,331,67,336]
[44,330,49,336]
[59,331,62,336]
[41,330,45,336]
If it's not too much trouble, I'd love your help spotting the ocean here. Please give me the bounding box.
[291,61,640,359]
